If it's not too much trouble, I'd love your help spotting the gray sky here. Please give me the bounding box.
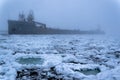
[0,0,120,34]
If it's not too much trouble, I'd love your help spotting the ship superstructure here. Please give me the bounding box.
[8,11,104,34]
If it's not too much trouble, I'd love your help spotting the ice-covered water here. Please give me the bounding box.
[0,35,120,80]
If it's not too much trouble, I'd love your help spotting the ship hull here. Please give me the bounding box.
[8,20,104,35]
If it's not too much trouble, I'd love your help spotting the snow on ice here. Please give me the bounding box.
[0,35,120,80]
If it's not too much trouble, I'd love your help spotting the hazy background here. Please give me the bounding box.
[0,0,120,35]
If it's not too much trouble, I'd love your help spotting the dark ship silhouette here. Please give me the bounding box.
[8,11,104,34]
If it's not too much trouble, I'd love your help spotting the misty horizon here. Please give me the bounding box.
[0,0,120,35]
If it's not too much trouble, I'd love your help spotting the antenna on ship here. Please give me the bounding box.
[96,24,105,34]
[18,11,26,21]
[27,10,34,22]
[96,24,101,31]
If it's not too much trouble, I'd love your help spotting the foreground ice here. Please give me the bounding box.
[0,35,120,80]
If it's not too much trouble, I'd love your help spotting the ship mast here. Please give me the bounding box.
[18,12,26,21]
[27,10,34,22]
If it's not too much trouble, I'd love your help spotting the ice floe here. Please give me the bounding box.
[0,35,120,80]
